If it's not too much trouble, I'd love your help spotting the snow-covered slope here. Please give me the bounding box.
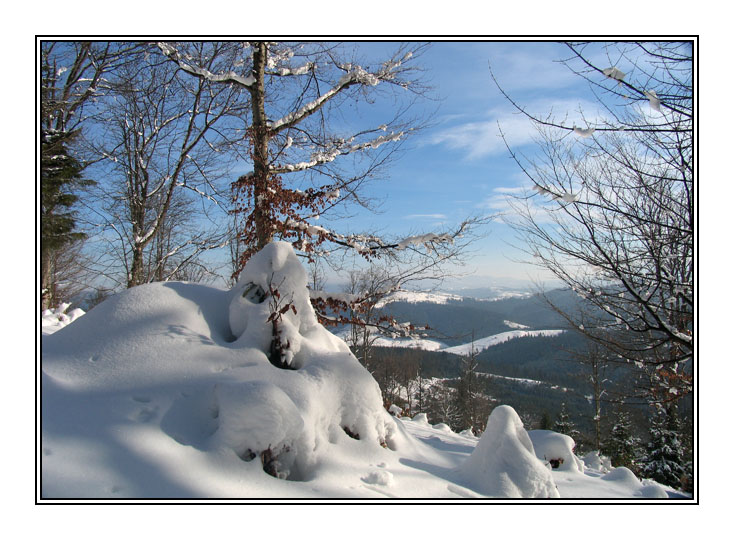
[40,242,684,499]
[442,329,566,356]
[376,290,463,307]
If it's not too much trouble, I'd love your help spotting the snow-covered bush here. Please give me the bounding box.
[528,429,584,473]
[229,242,329,369]
[41,303,85,335]
[457,405,559,498]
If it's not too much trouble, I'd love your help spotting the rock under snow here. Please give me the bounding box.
[457,405,560,498]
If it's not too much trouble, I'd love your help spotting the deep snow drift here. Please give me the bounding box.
[40,242,684,499]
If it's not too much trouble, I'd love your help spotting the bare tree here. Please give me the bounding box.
[85,43,245,288]
[454,332,492,433]
[493,41,693,402]
[158,41,489,300]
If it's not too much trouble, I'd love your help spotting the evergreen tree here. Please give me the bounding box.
[40,128,92,309]
[552,402,580,442]
[639,405,686,490]
[603,409,642,471]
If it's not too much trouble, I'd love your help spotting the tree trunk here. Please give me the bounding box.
[128,243,144,288]
[250,42,272,249]
[40,248,54,311]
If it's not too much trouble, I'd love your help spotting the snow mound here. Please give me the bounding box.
[457,405,560,498]
[42,242,398,495]
[638,483,669,498]
[229,242,342,368]
[601,466,643,489]
[581,450,612,473]
[388,404,403,417]
[42,303,85,335]
[411,413,430,425]
[528,430,584,473]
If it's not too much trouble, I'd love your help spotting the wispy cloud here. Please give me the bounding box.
[428,97,602,160]
[478,184,561,226]
[406,213,448,220]
[487,43,579,92]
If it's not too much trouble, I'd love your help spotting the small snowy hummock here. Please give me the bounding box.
[528,430,584,473]
[457,405,560,498]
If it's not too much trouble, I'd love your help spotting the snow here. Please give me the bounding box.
[42,303,85,335]
[457,406,559,498]
[442,329,566,356]
[351,333,446,351]
[503,319,529,329]
[644,89,662,112]
[528,430,585,473]
[573,126,595,138]
[602,66,626,81]
[41,242,687,499]
[376,290,463,307]
[582,450,613,473]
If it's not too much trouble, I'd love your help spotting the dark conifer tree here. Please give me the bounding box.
[603,409,642,471]
[40,128,92,309]
[553,402,580,443]
[640,405,686,489]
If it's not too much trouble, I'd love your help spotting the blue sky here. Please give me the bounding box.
[326,41,589,287]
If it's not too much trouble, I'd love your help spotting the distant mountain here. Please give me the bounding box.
[378,288,580,346]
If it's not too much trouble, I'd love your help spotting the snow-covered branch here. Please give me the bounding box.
[270,130,405,174]
[157,42,256,87]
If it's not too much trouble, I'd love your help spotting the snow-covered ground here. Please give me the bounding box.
[40,243,689,500]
